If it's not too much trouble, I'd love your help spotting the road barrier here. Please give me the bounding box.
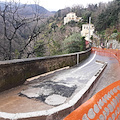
[92,47,120,63]
[64,80,120,120]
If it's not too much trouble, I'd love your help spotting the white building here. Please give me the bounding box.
[81,24,95,41]
[64,12,82,25]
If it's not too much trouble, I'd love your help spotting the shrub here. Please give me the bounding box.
[63,33,85,53]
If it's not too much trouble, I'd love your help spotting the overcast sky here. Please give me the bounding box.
[0,0,113,11]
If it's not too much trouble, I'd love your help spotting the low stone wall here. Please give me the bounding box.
[0,48,91,92]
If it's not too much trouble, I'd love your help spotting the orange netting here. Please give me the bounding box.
[64,80,120,120]
[92,47,120,63]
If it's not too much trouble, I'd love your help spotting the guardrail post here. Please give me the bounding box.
[77,53,79,66]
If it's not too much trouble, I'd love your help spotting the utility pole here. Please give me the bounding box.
[88,17,92,43]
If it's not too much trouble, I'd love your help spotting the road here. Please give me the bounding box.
[0,51,119,114]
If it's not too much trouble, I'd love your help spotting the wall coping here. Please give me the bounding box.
[0,48,91,65]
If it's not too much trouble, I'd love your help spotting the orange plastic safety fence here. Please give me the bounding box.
[64,80,120,120]
[92,47,120,63]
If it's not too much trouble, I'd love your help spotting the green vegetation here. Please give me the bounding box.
[53,0,120,42]
[67,20,77,27]
[117,33,120,42]
[63,33,85,54]
[0,0,120,60]
[95,0,120,31]
[34,40,45,57]
[30,0,120,57]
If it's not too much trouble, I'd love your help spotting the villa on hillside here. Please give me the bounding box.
[64,12,82,25]
[81,24,95,42]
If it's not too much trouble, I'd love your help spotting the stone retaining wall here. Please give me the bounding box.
[0,48,91,92]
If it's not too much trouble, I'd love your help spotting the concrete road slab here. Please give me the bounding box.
[45,94,67,106]
[19,81,77,104]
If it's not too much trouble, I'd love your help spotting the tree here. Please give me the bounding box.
[71,5,84,17]
[33,40,45,57]
[0,1,46,60]
[63,33,85,54]
[95,0,120,31]
[116,33,120,42]
[67,20,77,27]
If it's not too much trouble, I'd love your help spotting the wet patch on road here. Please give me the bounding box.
[19,81,77,106]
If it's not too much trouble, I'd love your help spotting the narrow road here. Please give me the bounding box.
[0,51,120,114]
[90,52,120,96]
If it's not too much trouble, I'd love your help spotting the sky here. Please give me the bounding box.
[0,0,113,11]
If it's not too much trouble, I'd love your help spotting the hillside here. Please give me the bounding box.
[52,0,120,47]
[0,1,55,60]
[0,2,54,17]
[0,0,120,60]
[19,4,54,17]
[53,0,120,32]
